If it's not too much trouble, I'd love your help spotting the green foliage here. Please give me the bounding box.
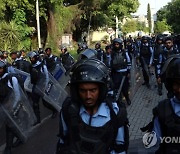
[0,21,20,51]
[147,3,152,34]
[156,0,180,33]
[166,0,180,33]
[121,20,137,34]
[154,20,171,34]
[137,21,148,32]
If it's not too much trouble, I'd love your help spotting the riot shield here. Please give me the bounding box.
[8,67,33,93]
[50,63,70,89]
[35,72,68,111]
[0,107,5,129]
[0,85,36,143]
[78,48,97,60]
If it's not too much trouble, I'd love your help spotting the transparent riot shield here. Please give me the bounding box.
[0,107,5,129]
[0,85,37,143]
[35,72,68,112]
[78,48,97,60]
[8,67,33,93]
[50,63,70,89]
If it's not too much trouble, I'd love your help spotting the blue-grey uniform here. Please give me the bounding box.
[139,42,154,87]
[111,48,131,104]
[58,102,127,154]
[30,60,56,123]
[0,71,21,154]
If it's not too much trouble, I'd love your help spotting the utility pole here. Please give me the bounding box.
[115,16,119,38]
[87,12,92,46]
[36,0,41,48]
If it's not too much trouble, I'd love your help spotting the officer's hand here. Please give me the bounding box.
[157,77,161,83]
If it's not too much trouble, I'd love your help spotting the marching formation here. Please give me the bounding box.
[0,34,180,154]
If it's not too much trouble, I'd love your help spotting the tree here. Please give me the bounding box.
[121,20,137,34]
[166,0,180,33]
[154,20,171,34]
[156,0,180,33]
[147,3,152,34]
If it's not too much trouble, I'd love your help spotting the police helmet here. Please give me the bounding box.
[113,38,123,44]
[156,35,164,41]
[0,60,7,74]
[60,45,67,51]
[39,48,45,54]
[70,58,109,102]
[161,55,180,91]
[27,51,40,60]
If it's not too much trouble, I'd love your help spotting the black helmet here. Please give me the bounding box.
[141,36,149,42]
[70,58,109,102]
[0,60,7,75]
[27,51,40,62]
[161,54,180,91]
[113,38,123,44]
[39,48,45,54]
[113,38,123,50]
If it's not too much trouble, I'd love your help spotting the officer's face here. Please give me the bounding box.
[10,54,17,60]
[165,40,173,49]
[78,83,100,109]
[173,79,180,101]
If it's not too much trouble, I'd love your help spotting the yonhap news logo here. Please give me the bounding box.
[160,137,180,144]
[143,131,180,148]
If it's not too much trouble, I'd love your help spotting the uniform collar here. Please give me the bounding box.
[80,102,109,118]
[32,61,41,67]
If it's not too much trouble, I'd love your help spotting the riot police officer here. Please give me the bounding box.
[163,37,179,61]
[139,36,154,88]
[153,35,165,95]
[111,38,131,105]
[142,55,180,153]
[60,45,75,71]
[44,47,60,72]
[0,60,21,154]
[56,58,129,154]
[95,42,105,62]
[11,50,31,73]
[28,51,57,124]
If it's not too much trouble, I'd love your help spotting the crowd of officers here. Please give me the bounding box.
[0,33,180,154]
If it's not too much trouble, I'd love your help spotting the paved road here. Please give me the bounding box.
[0,67,167,154]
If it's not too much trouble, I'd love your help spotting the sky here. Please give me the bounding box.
[134,0,172,15]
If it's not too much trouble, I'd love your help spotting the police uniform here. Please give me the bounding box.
[141,56,180,154]
[111,38,131,105]
[0,60,21,154]
[56,58,129,154]
[29,52,57,123]
[139,37,154,87]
